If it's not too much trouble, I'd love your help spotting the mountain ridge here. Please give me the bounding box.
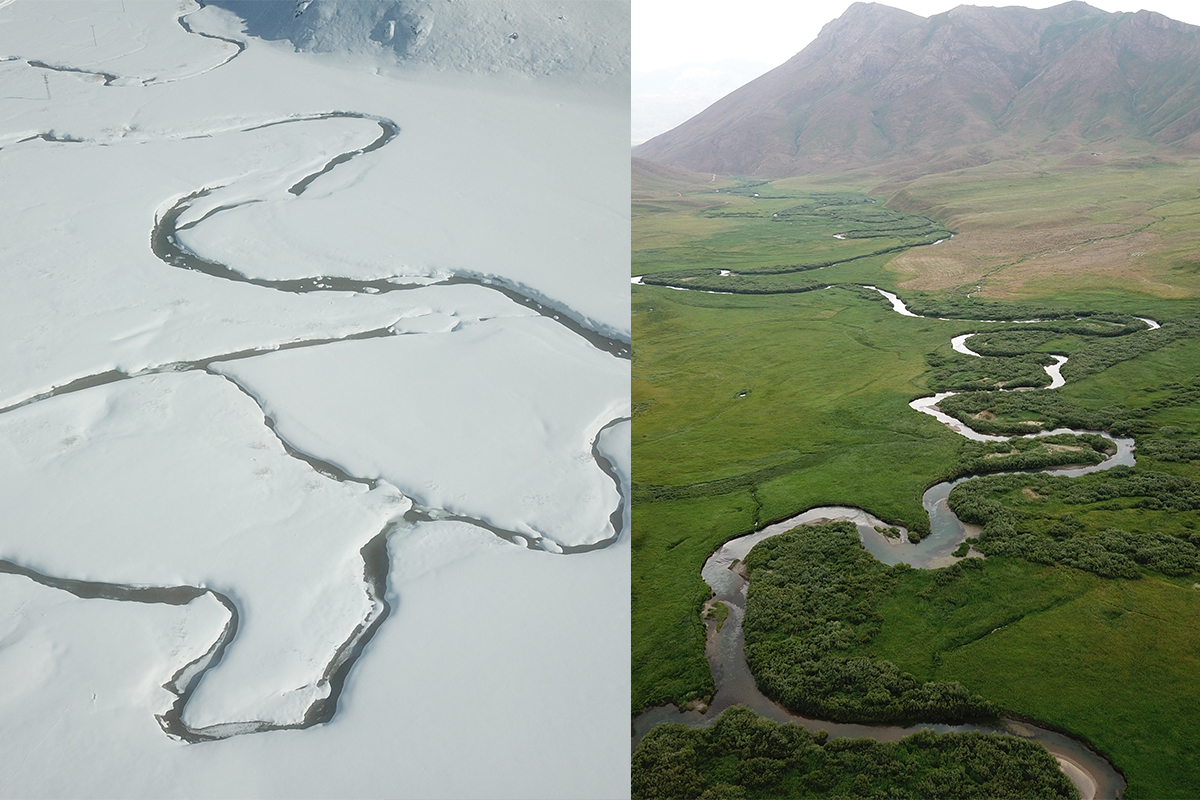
[634,2,1200,177]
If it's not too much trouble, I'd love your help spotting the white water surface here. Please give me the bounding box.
[1045,354,1069,389]
[950,333,980,356]
[865,285,920,317]
[909,392,1010,442]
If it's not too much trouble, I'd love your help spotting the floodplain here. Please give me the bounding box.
[632,157,1200,798]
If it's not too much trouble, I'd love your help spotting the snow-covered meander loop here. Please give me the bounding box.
[0,373,407,733]
[0,0,629,788]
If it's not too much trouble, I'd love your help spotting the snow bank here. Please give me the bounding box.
[207,0,630,80]
[0,372,408,728]
[0,0,239,85]
[0,0,628,792]
[215,316,629,548]
[0,575,228,772]
[0,523,630,798]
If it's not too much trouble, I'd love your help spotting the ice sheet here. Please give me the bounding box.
[0,0,239,85]
[0,575,228,777]
[0,3,629,348]
[0,0,629,793]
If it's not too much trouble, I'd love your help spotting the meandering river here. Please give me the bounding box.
[632,282,1153,799]
[2,13,631,742]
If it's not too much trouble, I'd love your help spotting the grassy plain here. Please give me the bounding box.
[884,156,1200,304]
[632,286,969,711]
[633,161,1200,796]
[860,558,1200,799]
[632,187,982,711]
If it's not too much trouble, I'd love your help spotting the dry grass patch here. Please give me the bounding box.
[881,157,1200,299]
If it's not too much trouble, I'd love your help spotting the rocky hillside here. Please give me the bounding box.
[634,2,1200,177]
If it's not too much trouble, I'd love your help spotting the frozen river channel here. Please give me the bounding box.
[0,1,630,796]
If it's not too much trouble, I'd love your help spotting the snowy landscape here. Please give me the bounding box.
[0,0,629,796]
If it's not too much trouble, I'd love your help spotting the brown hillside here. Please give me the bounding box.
[634,2,1200,178]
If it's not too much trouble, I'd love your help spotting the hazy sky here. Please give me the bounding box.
[632,1,1200,143]
[635,1,1200,72]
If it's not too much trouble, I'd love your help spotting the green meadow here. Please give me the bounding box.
[860,558,1200,799]
[633,167,1200,797]
[632,286,965,711]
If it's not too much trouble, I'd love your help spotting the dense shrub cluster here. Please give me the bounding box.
[924,351,1054,392]
[742,524,996,724]
[1060,320,1200,381]
[803,204,948,242]
[966,316,1147,356]
[901,296,1077,321]
[1056,468,1200,510]
[639,192,953,296]
[714,180,776,199]
[925,318,1197,400]
[1139,436,1200,462]
[639,270,828,294]
[938,374,1200,439]
[964,329,1057,357]
[935,391,1139,436]
[632,706,1079,800]
[706,190,951,243]
[948,469,1200,578]
[950,434,1110,479]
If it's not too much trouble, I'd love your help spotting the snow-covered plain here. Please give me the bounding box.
[0,0,629,796]
[215,316,628,548]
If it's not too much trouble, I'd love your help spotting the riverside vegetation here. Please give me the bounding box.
[633,168,1200,797]
[633,706,1077,800]
[742,522,997,725]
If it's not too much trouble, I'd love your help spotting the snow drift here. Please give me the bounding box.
[206,0,630,79]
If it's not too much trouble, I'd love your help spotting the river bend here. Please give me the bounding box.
[632,282,1152,799]
[3,10,630,742]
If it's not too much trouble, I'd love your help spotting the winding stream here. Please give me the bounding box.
[632,283,1153,798]
[2,9,630,742]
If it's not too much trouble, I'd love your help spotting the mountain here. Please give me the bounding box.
[631,156,721,194]
[204,0,629,79]
[634,2,1200,177]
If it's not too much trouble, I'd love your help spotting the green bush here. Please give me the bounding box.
[632,706,1078,800]
[949,434,1109,479]
[924,351,1054,392]
[947,470,1200,578]
[742,523,997,724]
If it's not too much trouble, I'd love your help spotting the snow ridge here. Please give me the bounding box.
[206,0,630,79]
